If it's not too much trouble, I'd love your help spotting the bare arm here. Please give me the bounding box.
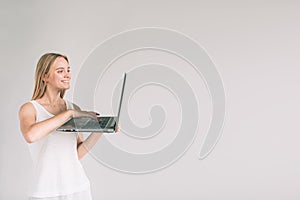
[77,125,120,160]
[19,102,97,143]
[73,104,104,160]
[74,104,102,160]
[77,133,103,160]
[19,102,73,143]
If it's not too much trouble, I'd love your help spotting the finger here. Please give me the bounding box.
[88,111,100,116]
[83,112,97,119]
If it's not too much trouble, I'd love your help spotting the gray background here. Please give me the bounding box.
[1,0,300,199]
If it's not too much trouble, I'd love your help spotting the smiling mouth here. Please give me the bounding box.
[62,80,70,83]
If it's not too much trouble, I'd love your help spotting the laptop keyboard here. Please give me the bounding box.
[70,117,114,129]
[99,117,110,128]
[72,117,100,129]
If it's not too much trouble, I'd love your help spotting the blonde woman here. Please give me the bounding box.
[19,53,116,199]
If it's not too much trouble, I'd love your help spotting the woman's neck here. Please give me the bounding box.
[40,90,63,105]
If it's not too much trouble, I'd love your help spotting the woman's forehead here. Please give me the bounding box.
[52,57,69,69]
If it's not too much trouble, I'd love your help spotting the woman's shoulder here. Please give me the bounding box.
[19,101,35,110]
[19,101,36,116]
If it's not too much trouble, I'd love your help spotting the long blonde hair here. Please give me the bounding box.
[31,53,69,100]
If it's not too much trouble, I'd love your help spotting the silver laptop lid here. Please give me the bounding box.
[115,73,127,126]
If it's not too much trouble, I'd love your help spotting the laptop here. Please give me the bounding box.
[57,73,127,133]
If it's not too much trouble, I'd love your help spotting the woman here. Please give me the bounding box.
[19,53,117,199]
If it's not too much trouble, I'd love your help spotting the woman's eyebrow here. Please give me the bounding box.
[55,66,70,70]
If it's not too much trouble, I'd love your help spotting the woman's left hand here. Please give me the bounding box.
[116,124,121,132]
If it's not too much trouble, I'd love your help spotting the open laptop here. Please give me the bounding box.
[57,73,127,133]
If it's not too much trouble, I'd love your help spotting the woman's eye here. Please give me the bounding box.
[57,70,63,73]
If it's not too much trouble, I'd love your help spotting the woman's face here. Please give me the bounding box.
[44,57,71,90]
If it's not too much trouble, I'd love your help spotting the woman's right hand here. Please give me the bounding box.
[72,110,99,119]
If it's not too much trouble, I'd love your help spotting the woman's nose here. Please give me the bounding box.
[65,71,71,79]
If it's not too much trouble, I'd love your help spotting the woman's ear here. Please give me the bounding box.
[43,73,49,84]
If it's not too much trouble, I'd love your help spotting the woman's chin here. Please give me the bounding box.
[60,85,70,90]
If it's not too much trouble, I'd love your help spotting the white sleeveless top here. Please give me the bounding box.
[28,100,90,198]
